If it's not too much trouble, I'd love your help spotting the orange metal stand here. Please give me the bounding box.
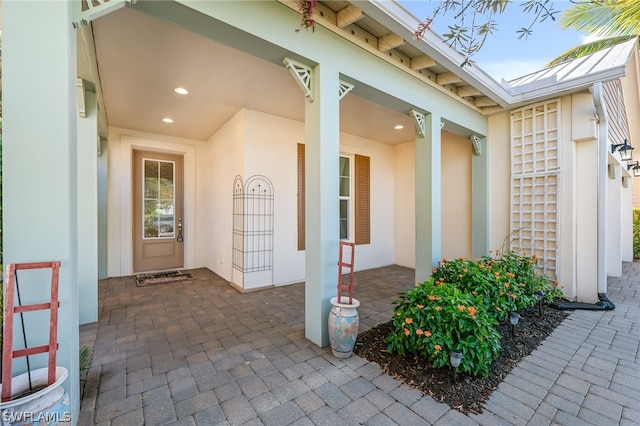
[2,261,61,402]
[337,241,355,304]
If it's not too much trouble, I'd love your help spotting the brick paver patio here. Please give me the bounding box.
[79,263,639,425]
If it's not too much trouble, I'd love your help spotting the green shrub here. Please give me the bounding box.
[633,208,640,259]
[385,251,563,377]
[385,279,501,377]
[431,251,560,321]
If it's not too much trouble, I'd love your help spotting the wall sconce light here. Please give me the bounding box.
[612,139,634,161]
[449,350,463,383]
[628,161,640,177]
[509,312,521,337]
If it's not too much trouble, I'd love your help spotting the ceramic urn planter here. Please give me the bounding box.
[328,296,360,358]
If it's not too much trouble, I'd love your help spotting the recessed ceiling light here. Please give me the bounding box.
[162,118,174,123]
[394,124,404,130]
[174,87,189,95]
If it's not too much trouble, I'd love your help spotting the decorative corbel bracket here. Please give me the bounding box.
[409,109,426,138]
[283,57,314,102]
[283,57,355,103]
[73,0,135,28]
[470,135,482,156]
[338,80,354,100]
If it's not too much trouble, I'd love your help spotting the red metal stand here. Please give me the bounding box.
[337,241,355,304]
[2,261,61,402]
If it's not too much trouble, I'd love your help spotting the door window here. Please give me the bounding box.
[143,159,175,239]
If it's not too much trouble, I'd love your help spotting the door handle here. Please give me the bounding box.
[177,217,183,242]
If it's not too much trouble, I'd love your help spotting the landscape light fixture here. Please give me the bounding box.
[628,161,640,177]
[509,312,521,337]
[534,290,544,319]
[449,349,463,383]
[611,139,634,161]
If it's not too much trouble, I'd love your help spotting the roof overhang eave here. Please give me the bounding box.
[357,1,513,108]
[508,65,628,107]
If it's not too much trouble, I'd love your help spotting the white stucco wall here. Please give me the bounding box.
[340,131,396,270]
[393,133,474,271]
[487,112,511,252]
[441,133,473,260]
[393,142,416,268]
[107,109,401,288]
[242,110,306,287]
[209,109,397,290]
[205,109,247,284]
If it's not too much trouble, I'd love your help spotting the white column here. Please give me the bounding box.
[576,141,599,303]
[415,113,442,282]
[621,178,633,262]
[304,64,340,347]
[3,0,80,418]
[471,136,489,258]
[98,138,109,279]
[78,89,99,324]
[607,164,622,277]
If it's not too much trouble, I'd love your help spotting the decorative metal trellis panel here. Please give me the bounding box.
[510,100,561,280]
[232,175,274,273]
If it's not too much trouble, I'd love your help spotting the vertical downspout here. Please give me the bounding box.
[593,82,616,309]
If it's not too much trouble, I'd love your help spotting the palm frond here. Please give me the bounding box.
[560,0,640,38]
[546,36,637,67]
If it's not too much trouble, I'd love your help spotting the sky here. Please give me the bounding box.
[397,0,589,82]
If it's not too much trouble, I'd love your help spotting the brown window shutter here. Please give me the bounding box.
[297,143,305,251]
[354,154,370,245]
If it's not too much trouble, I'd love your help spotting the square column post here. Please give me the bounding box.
[606,164,622,277]
[304,65,340,347]
[471,136,489,258]
[78,89,99,324]
[415,113,442,282]
[3,0,80,418]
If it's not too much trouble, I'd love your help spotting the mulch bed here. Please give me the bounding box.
[353,304,569,415]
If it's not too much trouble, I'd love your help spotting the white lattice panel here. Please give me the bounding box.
[510,100,561,280]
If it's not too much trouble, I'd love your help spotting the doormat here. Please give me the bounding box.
[135,270,194,287]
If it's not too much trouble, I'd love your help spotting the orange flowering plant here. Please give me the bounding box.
[385,279,501,377]
[431,251,561,321]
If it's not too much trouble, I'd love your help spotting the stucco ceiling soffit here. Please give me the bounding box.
[88,3,478,144]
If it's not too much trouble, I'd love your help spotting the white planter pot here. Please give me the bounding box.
[328,296,360,358]
[0,367,70,425]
